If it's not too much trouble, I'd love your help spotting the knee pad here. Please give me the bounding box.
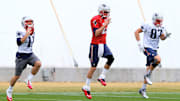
[152,59,159,67]
[106,55,114,66]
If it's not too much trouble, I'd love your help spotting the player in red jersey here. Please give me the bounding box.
[82,4,114,99]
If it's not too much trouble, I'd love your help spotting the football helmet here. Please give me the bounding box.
[98,4,110,18]
[152,13,163,27]
[21,16,34,29]
[21,16,34,35]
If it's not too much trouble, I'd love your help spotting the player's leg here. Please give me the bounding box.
[82,44,99,99]
[144,49,159,85]
[6,76,19,101]
[139,65,150,99]
[143,48,156,85]
[25,53,41,89]
[152,55,161,68]
[139,48,154,98]
[140,55,161,99]
[7,58,27,101]
[82,67,96,99]
[98,44,114,86]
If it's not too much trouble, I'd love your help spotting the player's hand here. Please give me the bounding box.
[26,27,32,35]
[26,25,34,35]
[137,41,144,53]
[166,33,171,38]
[104,18,111,26]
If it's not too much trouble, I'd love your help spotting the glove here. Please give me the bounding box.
[137,41,144,53]
[166,33,171,38]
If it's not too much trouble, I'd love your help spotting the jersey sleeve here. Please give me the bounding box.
[16,31,23,46]
[16,31,23,38]
[140,23,149,32]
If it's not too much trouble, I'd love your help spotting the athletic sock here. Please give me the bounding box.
[99,68,109,79]
[142,84,147,90]
[27,73,34,81]
[8,86,13,91]
[85,78,91,86]
[145,69,152,77]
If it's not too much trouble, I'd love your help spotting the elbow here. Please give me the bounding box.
[134,31,139,37]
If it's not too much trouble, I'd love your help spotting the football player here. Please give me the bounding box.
[82,4,114,99]
[134,13,171,98]
[6,17,41,101]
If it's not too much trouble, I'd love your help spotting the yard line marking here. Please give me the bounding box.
[15,98,82,101]
[14,92,180,95]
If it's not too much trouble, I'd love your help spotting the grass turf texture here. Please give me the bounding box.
[0,82,180,101]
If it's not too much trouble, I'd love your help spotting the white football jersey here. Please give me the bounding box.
[141,23,166,50]
[16,31,35,53]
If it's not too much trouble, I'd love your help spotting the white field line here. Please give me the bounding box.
[12,95,180,100]
[14,92,180,95]
[15,98,82,101]
[12,92,180,100]
[93,95,180,100]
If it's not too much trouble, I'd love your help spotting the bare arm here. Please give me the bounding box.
[134,28,143,41]
[95,18,111,37]
[160,32,171,40]
[20,27,32,43]
[135,28,144,52]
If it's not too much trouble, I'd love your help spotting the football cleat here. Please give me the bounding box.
[25,79,32,89]
[82,87,92,99]
[97,78,107,86]
[144,76,152,85]
[6,89,13,101]
[139,89,149,99]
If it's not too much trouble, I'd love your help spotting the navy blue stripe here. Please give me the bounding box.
[17,38,22,46]
[93,28,98,34]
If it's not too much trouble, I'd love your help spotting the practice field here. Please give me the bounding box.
[0,82,180,101]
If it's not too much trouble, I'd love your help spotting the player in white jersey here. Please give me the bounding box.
[134,13,171,98]
[6,17,41,101]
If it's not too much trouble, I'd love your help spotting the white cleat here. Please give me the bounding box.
[6,89,13,101]
[145,76,152,85]
[139,89,149,99]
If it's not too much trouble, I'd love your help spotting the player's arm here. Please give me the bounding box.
[95,18,111,37]
[160,33,166,40]
[134,28,143,41]
[17,28,32,45]
[160,33,171,40]
[135,28,144,52]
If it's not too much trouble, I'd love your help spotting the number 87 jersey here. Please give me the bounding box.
[141,23,166,50]
[16,31,34,53]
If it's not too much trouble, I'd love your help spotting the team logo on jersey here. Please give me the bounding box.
[18,33,21,36]
[93,20,97,26]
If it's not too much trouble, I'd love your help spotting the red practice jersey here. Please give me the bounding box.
[90,15,108,44]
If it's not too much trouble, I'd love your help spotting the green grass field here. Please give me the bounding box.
[0,82,180,101]
[1,92,180,101]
